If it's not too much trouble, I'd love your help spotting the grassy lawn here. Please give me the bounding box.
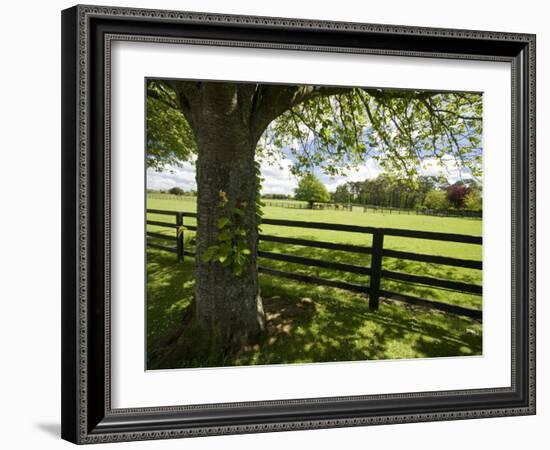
[146,194,482,369]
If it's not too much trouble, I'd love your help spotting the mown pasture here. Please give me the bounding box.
[146,194,482,369]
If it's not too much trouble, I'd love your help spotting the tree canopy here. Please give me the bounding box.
[168,186,185,196]
[294,174,330,208]
[146,80,483,185]
[146,81,197,171]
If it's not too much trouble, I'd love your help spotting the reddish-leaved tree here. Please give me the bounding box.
[446,183,471,208]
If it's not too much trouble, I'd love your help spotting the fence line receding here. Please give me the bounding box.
[145,209,482,320]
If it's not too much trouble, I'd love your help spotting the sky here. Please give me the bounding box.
[146,149,472,195]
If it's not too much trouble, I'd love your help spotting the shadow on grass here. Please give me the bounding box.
[259,238,482,310]
[146,249,194,368]
[146,246,482,370]
[232,277,481,367]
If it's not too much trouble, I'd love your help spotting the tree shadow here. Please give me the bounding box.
[146,249,194,367]
[146,243,482,370]
[259,238,482,309]
[231,278,481,366]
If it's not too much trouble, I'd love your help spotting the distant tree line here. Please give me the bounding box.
[331,174,482,211]
[262,193,293,200]
[147,187,197,196]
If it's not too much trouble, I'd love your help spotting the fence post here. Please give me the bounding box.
[176,212,184,262]
[369,229,384,310]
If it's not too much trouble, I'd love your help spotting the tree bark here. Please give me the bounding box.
[167,80,347,358]
[189,84,265,353]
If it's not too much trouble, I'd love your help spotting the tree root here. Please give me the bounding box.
[148,298,266,370]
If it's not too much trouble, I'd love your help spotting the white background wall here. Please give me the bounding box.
[0,0,546,448]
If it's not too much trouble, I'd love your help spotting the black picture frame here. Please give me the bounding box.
[61,4,536,444]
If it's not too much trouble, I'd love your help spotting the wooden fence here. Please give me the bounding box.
[146,209,482,320]
[362,205,482,219]
[262,200,353,211]
[259,200,481,218]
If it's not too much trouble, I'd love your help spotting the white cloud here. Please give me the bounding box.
[147,162,197,191]
[321,159,383,192]
[261,154,385,195]
[260,158,298,195]
[148,154,389,195]
[147,154,474,195]
[146,155,299,195]
[419,157,473,183]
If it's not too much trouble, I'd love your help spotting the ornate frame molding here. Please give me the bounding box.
[61,4,536,444]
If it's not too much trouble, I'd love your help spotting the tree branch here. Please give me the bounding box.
[250,85,353,141]
[147,81,180,110]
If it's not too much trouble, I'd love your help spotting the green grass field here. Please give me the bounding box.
[146,194,482,369]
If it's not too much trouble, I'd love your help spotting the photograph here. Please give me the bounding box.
[145,79,484,370]
[57,3,536,445]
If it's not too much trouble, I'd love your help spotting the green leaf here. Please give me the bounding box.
[201,245,219,263]
[218,242,232,254]
[217,228,233,242]
[217,217,231,229]
[234,228,247,237]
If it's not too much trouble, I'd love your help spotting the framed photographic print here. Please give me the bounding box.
[61,4,536,444]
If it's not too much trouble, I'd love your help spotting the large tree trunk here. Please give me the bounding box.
[154,81,360,365]
[190,85,265,353]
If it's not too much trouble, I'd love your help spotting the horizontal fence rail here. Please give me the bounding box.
[259,234,373,254]
[146,209,482,320]
[381,249,482,270]
[257,250,372,276]
[261,218,482,244]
